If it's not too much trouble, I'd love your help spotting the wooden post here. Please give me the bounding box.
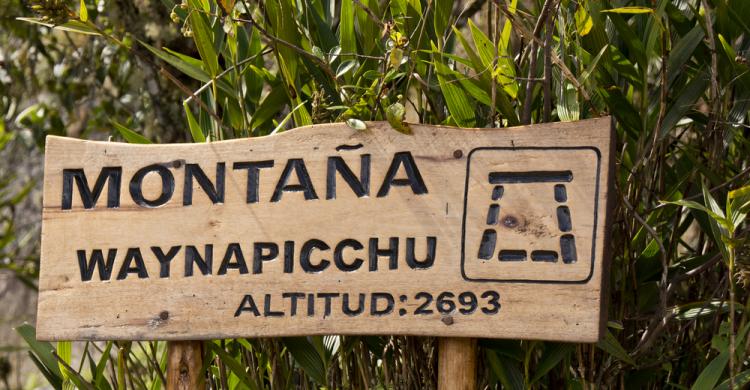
[166,341,203,390]
[438,337,477,390]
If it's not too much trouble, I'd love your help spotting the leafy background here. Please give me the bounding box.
[1,0,749,388]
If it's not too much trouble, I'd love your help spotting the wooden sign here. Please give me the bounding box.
[37,117,613,342]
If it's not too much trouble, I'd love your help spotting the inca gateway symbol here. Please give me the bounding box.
[460,147,601,283]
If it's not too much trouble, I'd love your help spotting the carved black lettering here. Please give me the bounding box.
[185,245,213,276]
[253,242,279,274]
[342,293,365,316]
[556,206,572,232]
[307,293,315,316]
[218,243,248,275]
[234,295,260,317]
[486,204,500,225]
[376,152,428,197]
[488,170,573,184]
[116,248,149,280]
[554,184,567,202]
[271,159,318,202]
[129,164,174,207]
[491,185,504,200]
[499,250,527,262]
[531,250,558,262]
[77,249,117,281]
[300,239,330,273]
[370,293,394,316]
[283,241,294,273]
[233,160,274,203]
[405,237,436,269]
[183,163,225,205]
[326,155,370,199]
[477,230,497,260]
[283,292,305,316]
[62,167,121,210]
[334,239,364,272]
[368,237,399,271]
[318,293,340,317]
[560,234,577,264]
[264,294,284,317]
[151,246,181,278]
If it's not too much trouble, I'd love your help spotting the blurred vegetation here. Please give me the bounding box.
[1,0,749,388]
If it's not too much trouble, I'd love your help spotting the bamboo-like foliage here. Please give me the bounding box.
[2,0,749,388]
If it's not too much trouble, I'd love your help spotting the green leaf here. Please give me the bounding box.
[346,118,367,130]
[556,81,579,122]
[15,324,62,380]
[283,337,327,385]
[468,20,517,98]
[385,102,411,134]
[659,70,709,139]
[486,350,523,390]
[79,0,88,22]
[249,83,287,132]
[666,25,704,88]
[433,0,453,42]
[663,199,712,215]
[339,0,356,56]
[607,14,648,71]
[690,351,729,390]
[187,0,221,77]
[597,329,635,365]
[336,60,357,78]
[467,20,494,70]
[575,6,593,36]
[673,300,728,321]
[603,6,654,14]
[715,369,750,390]
[207,343,258,390]
[184,103,206,142]
[271,100,307,134]
[16,18,100,36]
[94,342,113,388]
[111,121,152,144]
[56,341,71,381]
[432,44,475,127]
[139,41,233,96]
[451,26,489,75]
[530,343,575,383]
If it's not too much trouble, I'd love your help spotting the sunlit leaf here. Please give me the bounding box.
[346,118,367,130]
[597,330,635,365]
[603,6,654,14]
[111,121,152,144]
[78,0,88,22]
[17,17,100,36]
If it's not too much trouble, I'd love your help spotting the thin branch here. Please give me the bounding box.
[184,46,273,105]
[489,0,498,126]
[352,0,384,27]
[521,0,556,124]
[233,14,338,81]
[542,3,554,122]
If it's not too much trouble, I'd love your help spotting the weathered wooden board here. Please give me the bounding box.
[38,117,613,342]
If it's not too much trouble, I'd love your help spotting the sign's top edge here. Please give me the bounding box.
[45,116,612,147]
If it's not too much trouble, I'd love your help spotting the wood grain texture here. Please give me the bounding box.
[438,338,477,390]
[37,118,614,342]
[166,341,203,390]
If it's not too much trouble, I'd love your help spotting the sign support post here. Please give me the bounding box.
[166,341,203,389]
[438,337,477,390]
